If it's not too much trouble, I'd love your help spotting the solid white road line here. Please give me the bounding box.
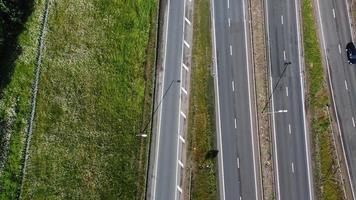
[344,0,354,41]
[232,81,235,91]
[333,8,336,18]
[295,0,313,197]
[289,124,292,134]
[316,0,356,198]
[286,86,289,96]
[243,0,259,198]
[281,15,284,24]
[152,0,171,198]
[211,0,226,198]
[345,80,349,90]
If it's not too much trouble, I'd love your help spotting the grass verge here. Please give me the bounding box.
[12,0,156,199]
[0,1,46,199]
[188,0,217,199]
[302,0,344,199]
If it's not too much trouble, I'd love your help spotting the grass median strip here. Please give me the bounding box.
[302,0,344,198]
[188,0,217,199]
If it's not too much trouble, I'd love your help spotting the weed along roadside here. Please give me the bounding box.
[302,0,344,198]
[187,0,218,199]
[0,0,157,199]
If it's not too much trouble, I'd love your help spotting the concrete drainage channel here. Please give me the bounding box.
[176,0,194,199]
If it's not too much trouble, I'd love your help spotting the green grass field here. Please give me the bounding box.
[302,0,343,199]
[188,0,218,199]
[0,0,157,199]
[0,1,45,199]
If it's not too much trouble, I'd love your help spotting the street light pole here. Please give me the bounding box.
[262,61,292,113]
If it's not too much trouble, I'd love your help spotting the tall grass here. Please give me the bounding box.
[188,0,218,199]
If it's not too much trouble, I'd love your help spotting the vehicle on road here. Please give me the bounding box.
[346,42,356,64]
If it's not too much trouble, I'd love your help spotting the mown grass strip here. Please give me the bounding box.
[302,0,344,198]
[17,0,156,199]
[0,1,47,199]
[188,0,217,199]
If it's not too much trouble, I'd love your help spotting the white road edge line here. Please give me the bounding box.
[211,0,226,198]
[243,0,259,199]
[316,0,356,198]
[152,0,171,198]
[295,0,314,197]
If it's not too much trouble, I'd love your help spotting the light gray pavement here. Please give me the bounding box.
[265,0,314,199]
[316,0,356,197]
[212,0,261,199]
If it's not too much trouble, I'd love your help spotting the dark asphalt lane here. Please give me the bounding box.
[212,0,260,199]
[317,0,356,197]
[265,0,313,199]
[152,0,184,199]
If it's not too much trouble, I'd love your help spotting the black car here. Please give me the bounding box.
[346,42,356,64]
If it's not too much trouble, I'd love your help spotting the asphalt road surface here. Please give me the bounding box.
[265,0,314,199]
[316,0,356,197]
[212,0,260,199]
[150,0,184,199]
